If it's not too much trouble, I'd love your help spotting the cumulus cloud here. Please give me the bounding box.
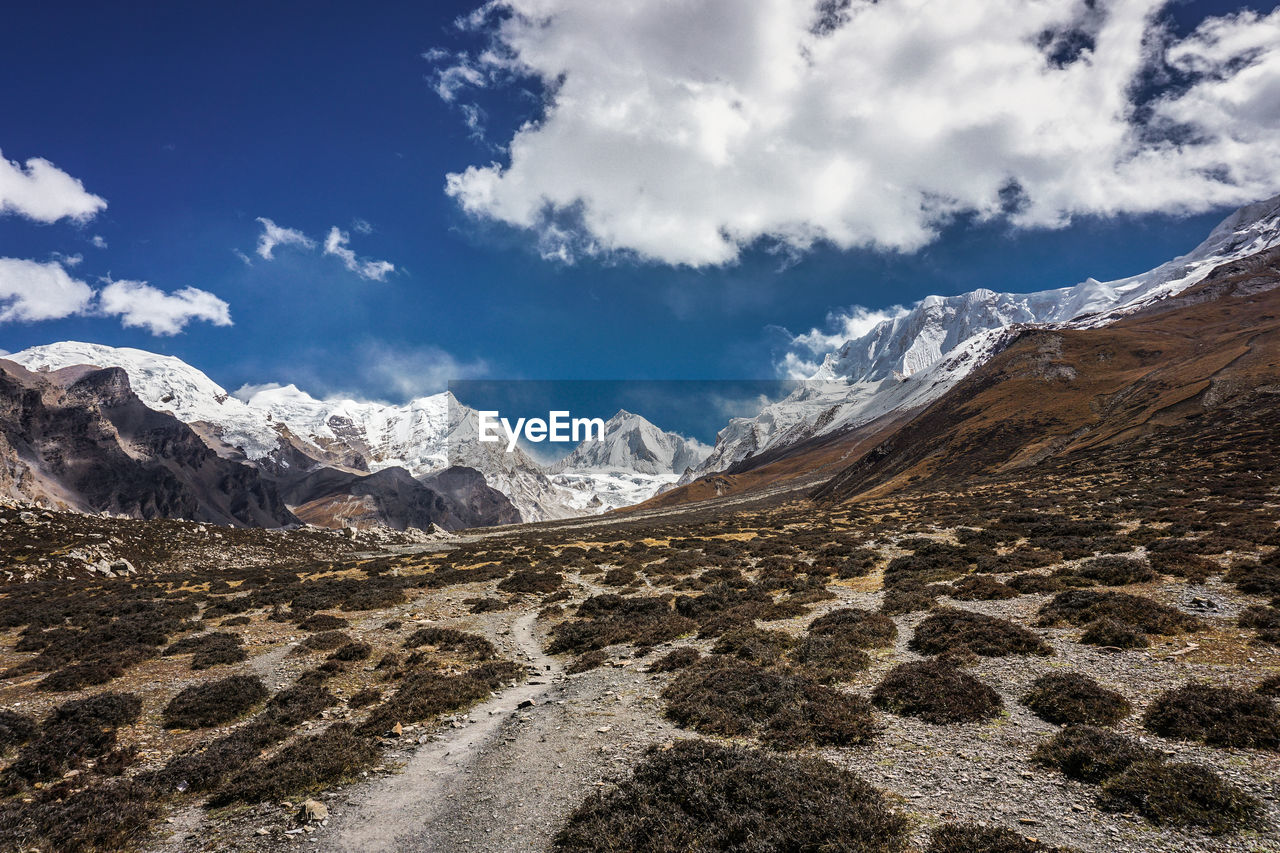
[98,279,232,336]
[323,227,396,281]
[0,257,231,335]
[0,258,96,322]
[255,217,315,259]
[775,304,909,378]
[434,0,1280,267]
[0,150,106,224]
[90,235,107,249]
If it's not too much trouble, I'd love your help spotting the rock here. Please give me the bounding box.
[18,511,37,525]
[256,827,271,836]
[517,699,534,709]
[298,799,329,823]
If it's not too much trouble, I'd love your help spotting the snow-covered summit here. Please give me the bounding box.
[683,194,1280,482]
[550,410,709,477]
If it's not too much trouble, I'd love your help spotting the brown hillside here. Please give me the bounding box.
[814,246,1280,504]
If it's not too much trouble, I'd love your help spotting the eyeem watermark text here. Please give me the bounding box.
[478,411,605,452]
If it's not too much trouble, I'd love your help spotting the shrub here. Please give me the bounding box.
[348,687,382,708]
[37,660,125,692]
[662,658,878,749]
[871,660,1002,724]
[164,632,246,669]
[358,661,524,736]
[1099,761,1260,834]
[553,740,908,853]
[567,650,608,674]
[144,717,289,795]
[328,641,372,662]
[646,647,700,673]
[1142,683,1280,750]
[1225,560,1280,596]
[927,823,1069,853]
[162,675,268,729]
[1031,725,1160,783]
[0,711,37,753]
[1038,590,1200,634]
[1070,556,1156,586]
[4,693,142,786]
[711,626,793,665]
[948,576,1019,601]
[786,634,872,684]
[498,569,563,594]
[1021,673,1130,726]
[1239,605,1280,645]
[880,585,938,615]
[0,779,159,853]
[1257,675,1280,697]
[809,608,898,648]
[1078,617,1149,649]
[266,684,337,726]
[297,630,351,653]
[297,613,348,631]
[1005,573,1066,595]
[209,723,380,806]
[402,627,495,660]
[910,608,1051,658]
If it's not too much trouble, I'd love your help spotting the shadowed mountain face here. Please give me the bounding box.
[813,246,1280,504]
[0,362,298,527]
[281,464,519,531]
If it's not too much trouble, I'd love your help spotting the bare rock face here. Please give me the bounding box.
[0,360,297,527]
[283,464,518,532]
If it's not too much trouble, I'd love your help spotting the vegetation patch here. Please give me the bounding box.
[208,723,380,807]
[809,607,898,647]
[1142,683,1280,750]
[910,608,1051,658]
[662,658,878,749]
[1021,673,1130,726]
[1078,617,1149,649]
[163,675,268,729]
[1099,761,1261,834]
[926,823,1071,853]
[1038,590,1201,634]
[164,631,246,669]
[871,660,1003,724]
[553,739,908,853]
[1031,725,1163,783]
[645,647,700,672]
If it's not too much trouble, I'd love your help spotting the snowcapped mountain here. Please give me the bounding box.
[547,410,710,512]
[683,194,1280,483]
[8,343,581,522]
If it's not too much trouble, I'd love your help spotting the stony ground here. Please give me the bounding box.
[1,474,1279,852]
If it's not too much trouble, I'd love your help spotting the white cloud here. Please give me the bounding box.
[97,279,232,336]
[0,258,95,322]
[435,0,1280,267]
[353,342,486,400]
[255,217,315,259]
[323,227,395,281]
[352,218,373,235]
[232,248,254,266]
[0,150,106,224]
[90,235,107,249]
[776,304,909,378]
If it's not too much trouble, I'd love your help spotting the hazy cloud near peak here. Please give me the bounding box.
[435,0,1280,267]
[0,150,106,224]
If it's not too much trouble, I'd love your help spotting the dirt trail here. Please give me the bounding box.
[315,607,676,853]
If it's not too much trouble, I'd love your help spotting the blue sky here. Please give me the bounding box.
[2,0,1279,432]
